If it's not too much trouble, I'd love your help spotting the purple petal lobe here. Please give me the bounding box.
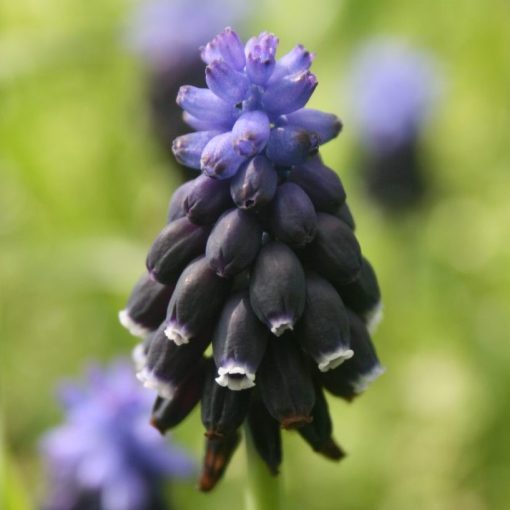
[230,155,277,210]
[271,182,317,246]
[265,126,319,166]
[206,209,263,278]
[201,27,246,71]
[172,131,221,169]
[201,132,246,179]
[245,32,279,85]
[177,86,233,124]
[232,111,271,157]
[279,108,342,145]
[205,60,250,103]
[270,45,315,83]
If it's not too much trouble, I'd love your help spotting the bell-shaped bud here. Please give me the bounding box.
[298,385,345,461]
[279,108,342,145]
[306,213,362,287]
[172,131,221,169]
[232,111,271,157]
[201,360,252,438]
[167,180,195,223]
[198,432,241,492]
[119,273,174,337]
[321,311,385,400]
[262,71,318,116]
[288,156,346,214]
[270,44,315,83]
[184,174,233,225]
[164,257,230,345]
[271,183,317,247]
[212,291,269,390]
[337,257,382,333]
[200,27,246,71]
[257,333,315,429]
[296,273,353,372]
[337,202,355,230]
[205,60,250,103]
[146,218,210,284]
[245,32,279,85]
[176,86,233,124]
[137,324,210,400]
[150,358,207,434]
[206,209,263,278]
[201,132,247,179]
[265,126,318,166]
[246,396,282,475]
[230,156,277,210]
[249,242,306,336]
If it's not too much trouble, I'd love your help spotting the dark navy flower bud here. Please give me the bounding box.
[212,291,269,390]
[119,272,174,337]
[269,44,314,83]
[167,180,195,223]
[307,213,362,287]
[288,156,346,213]
[249,242,306,336]
[245,32,279,85]
[298,386,345,461]
[262,70,318,116]
[232,111,271,157]
[206,209,263,278]
[230,155,277,210]
[184,174,233,225]
[296,273,353,372]
[279,108,342,145]
[205,60,250,103]
[200,27,246,71]
[246,396,282,475]
[165,256,230,345]
[150,358,207,434]
[321,311,385,401]
[177,85,233,125]
[337,202,355,230]
[265,126,319,166]
[172,130,221,169]
[201,132,247,179]
[201,360,251,438]
[257,333,315,429]
[199,432,241,492]
[146,217,211,284]
[137,323,210,399]
[337,257,382,333]
[271,182,317,247]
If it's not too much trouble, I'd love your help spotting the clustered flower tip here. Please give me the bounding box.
[120,27,384,492]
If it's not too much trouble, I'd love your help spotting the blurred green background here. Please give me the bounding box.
[1,0,510,509]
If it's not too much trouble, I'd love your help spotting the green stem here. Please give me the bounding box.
[244,425,282,510]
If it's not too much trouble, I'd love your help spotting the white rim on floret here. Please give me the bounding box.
[317,347,354,372]
[365,301,384,334]
[215,365,256,391]
[118,309,151,338]
[136,367,175,400]
[351,364,386,394]
[164,322,191,345]
[269,317,294,337]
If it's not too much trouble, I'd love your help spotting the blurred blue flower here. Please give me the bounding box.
[349,39,441,153]
[40,361,194,510]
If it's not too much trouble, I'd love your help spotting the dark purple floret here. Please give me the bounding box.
[278,108,342,145]
[184,174,233,225]
[265,126,319,166]
[146,217,210,284]
[249,241,306,336]
[337,202,355,230]
[206,209,263,278]
[164,256,230,345]
[271,182,317,246]
[212,291,269,390]
[230,155,277,210]
[167,180,195,222]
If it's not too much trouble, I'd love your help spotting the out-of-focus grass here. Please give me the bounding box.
[1,0,510,509]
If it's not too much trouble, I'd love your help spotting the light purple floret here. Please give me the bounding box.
[40,361,194,510]
[173,27,342,179]
[349,39,441,152]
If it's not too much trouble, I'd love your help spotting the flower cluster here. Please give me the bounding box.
[350,40,441,209]
[120,28,384,491]
[40,361,194,510]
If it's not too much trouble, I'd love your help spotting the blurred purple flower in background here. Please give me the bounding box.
[40,361,194,510]
[349,39,442,209]
[126,0,250,178]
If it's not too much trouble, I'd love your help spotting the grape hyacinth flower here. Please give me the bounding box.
[349,40,441,210]
[120,27,384,491]
[40,361,194,510]
[127,0,249,179]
